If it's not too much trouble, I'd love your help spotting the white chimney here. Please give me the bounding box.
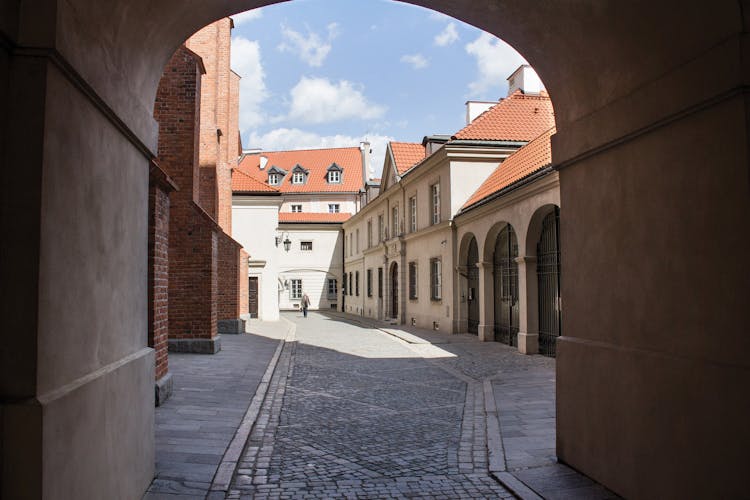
[359,141,372,184]
[507,65,545,96]
[259,155,268,170]
[465,100,498,125]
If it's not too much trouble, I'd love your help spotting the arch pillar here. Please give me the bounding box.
[476,261,494,342]
[516,255,538,354]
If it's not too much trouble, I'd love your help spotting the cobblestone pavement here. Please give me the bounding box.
[227,312,515,499]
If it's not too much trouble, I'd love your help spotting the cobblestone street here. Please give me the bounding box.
[221,312,615,499]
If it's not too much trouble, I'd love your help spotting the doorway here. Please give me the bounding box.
[467,237,479,334]
[494,225,519,346]
[249,277,258,318]
[537,207,561,357]
[390,263,398,319]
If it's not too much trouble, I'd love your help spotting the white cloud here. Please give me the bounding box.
[278,23,339,67]
[231,36,268,131]
[465,32,527,96]
[246,128,393,178]
[400,53,429,70]
[434,23,459,46]
[286,77,386,124]
[231,9,262,26]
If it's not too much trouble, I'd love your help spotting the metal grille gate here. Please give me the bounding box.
[537,207,561,357]
[494,225,519,346]
[467,238,480,334]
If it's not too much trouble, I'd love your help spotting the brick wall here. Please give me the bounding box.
[217,232,242,320]
[186,18,235,234]
[154,45,219,344]
[148,163,176,381]
[199,166,217,220]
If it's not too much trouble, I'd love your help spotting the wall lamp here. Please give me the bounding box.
[276,232,292,251]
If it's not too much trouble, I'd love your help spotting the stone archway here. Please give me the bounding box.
[3,1,749,498]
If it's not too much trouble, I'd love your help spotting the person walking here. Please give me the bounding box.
[302,292,310,318]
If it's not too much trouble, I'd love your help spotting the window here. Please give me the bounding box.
[392,204,399,237]
[342,274,347,295]
[328,203,340,213]
[300,241,313,251]
[327,278,337,296]
[349,234,353,256]
[290,279,302,299]
[292,172,305,184]
[378,267,383,298]
[348,272,353,296]
[367,269,373,297]
[355,271,360,296]
[409,196,417,233]
[268,173,279,185]
[378,214,385,242]
[291,204,302,213]
[431,183,441,225]
[367,219,373,248]
[328,170,341,183]
[430,258,442,300]
[356,229,360,253]
[408,261,418,300]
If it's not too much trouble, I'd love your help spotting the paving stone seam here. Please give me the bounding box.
[351,314,548,499]
[208,319,296,494]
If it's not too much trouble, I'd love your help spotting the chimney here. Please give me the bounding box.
[259,155,268,170]
[359,141,371,185]
[507,64,545,96]
[465,100,498,125]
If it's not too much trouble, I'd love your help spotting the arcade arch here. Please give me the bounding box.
[3,1,748,499]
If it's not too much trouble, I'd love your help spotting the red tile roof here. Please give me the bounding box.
[462,127,555,209]
[235,147,363,193]
[389,142,425,175]
[453,91,554,142]
[278,212,352,223]
[232,169,280,193]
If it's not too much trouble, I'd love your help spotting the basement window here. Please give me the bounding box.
[300,241,313,251]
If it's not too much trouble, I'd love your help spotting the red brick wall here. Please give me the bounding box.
[239,249,249,317]
[186,18,234,234]
[199,166,217,220]
[217,232,242,319]
[154,45,218,342]
[147,164,174,380]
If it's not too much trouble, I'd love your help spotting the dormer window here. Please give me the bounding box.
[327,163,343,184]
[267,165,287,186]
[291,164,308,185]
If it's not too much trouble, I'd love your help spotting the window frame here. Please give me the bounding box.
[391,203,399,237]
[327,278,338,297]
[300,241,313,251]
[290,279,302,300]
[328,170,341,183]
[328,203,340,213]
[408,261,418,300]
[431,182,441,225]
[430,258,442,301]
[409,195,417,233]
[367,269,373,297]
[291,204,303,213]
[378,267,383,298]
[355,271,360,296]
[292,171,305,184]
[268,172,279,185]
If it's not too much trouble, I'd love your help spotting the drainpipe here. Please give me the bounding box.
[341,226,345,312]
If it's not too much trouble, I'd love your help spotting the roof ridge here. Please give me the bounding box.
[243,146,361,155]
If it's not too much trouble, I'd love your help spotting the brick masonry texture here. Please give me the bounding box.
[218,231,243,320]
[148,164,173,381]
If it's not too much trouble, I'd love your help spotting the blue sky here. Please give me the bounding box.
[230,0,527,176]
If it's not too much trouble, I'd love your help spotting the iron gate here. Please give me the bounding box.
[494,225,519,346]
[467,238,479,334]
[537,207,561,357]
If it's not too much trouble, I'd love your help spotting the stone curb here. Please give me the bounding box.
[208,319,296,493]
